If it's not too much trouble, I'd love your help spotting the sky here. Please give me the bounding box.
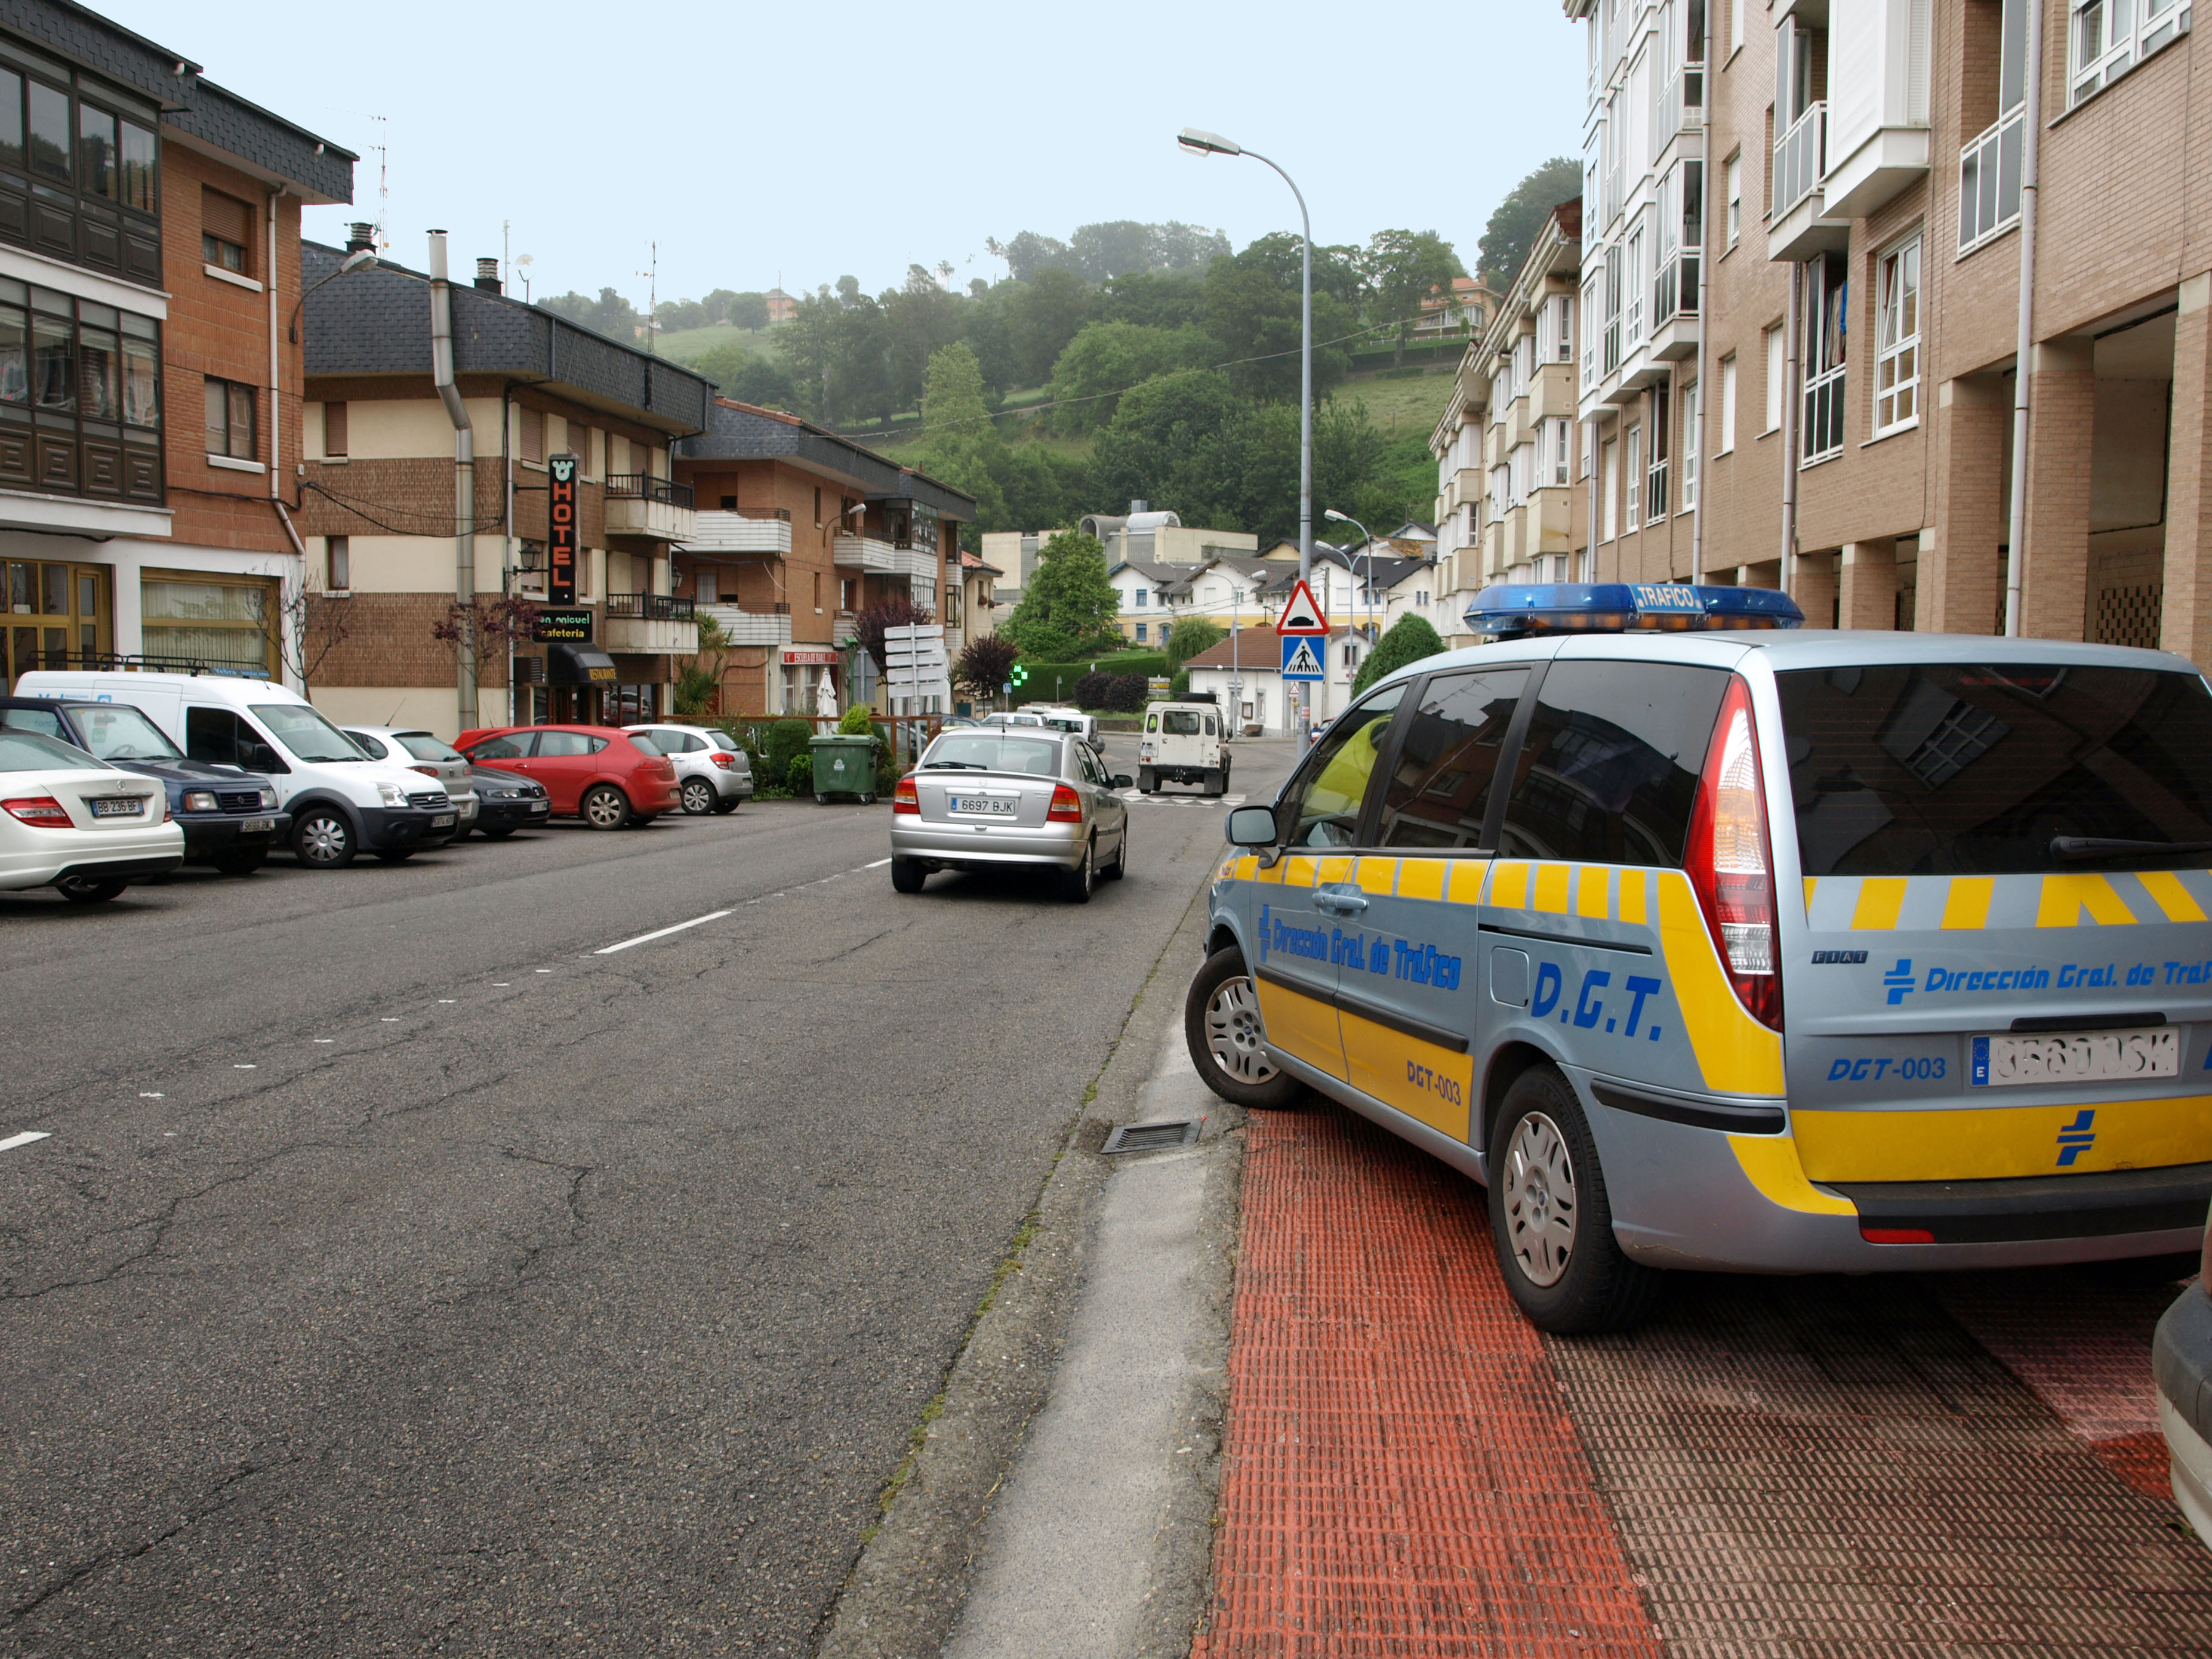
[101,1,1585,309]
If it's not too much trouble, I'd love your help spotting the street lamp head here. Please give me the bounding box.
[1176,127,1242,158]
[338,248,378,275]
[1323,508,1349,523]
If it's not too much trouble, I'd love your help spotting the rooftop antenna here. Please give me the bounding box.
[638,240,657,353]
[515,253,533,303]
[367,114,389,251]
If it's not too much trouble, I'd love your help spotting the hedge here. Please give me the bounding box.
[1013,652,1169,704]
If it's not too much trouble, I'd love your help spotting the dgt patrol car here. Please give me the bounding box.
[1185,582,2212,1333]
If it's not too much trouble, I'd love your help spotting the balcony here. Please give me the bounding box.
[1957,110,2024,254]
[1654,64,1705,162]
[1768,102,1850,262]
[699,603,791,649]
[1650,251,1700,360]
[602,591,698,655]
[679,510,791,557]
[834,535,936,582]
[603,473,696,542]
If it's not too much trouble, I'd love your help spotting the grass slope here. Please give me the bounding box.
[652,323,785,367]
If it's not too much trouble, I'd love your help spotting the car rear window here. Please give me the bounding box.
[0,728,101,771]
[924,735,1061,775]
[1162,711,1201,735]
[1497,660,1727,867]
[397,732,464,763]
[1776,662,2212,874]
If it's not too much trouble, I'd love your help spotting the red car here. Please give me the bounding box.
[452,725,679,830]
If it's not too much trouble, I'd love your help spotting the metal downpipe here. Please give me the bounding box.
[2002,0,2045,638]
[429,232,476,726]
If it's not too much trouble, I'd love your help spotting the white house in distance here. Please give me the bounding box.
[1181,625,1366,736]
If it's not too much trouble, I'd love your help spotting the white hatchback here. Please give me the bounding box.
[0,727,183,902]
[624,724,755,815]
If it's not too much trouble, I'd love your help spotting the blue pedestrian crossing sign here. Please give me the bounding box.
[1280,634,1324,681]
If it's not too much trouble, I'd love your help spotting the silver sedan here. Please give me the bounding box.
[889,729,1131,902]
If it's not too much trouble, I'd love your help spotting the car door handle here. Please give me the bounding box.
[1314,887,1367,915]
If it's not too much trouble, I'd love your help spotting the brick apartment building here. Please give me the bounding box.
[0,1,352,693]
[1564,0,2212,665]
[1432,201,1589,646]
[296,235,713,736]
[671,401,974,715]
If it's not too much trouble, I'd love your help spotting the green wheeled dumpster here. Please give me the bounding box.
[807,733,878,803]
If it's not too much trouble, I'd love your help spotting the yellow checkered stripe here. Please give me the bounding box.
[1804,871,2212,931]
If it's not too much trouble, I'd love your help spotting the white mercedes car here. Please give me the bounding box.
[0,727,183,902]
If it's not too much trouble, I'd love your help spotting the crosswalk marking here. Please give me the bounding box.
[1117,791,1246,809]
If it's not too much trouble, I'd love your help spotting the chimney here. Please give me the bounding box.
[474,258,502,294]
[344,221,374,254]
[1129,498,1148,514]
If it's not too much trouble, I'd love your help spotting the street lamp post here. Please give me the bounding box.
[1179,126,1313,741]
[1324,508,1380,664]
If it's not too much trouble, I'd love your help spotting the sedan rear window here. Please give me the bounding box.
[0,729,104,771]
[925,735,1061,775]
[396,732,464,763]
[1776,663,2212,874]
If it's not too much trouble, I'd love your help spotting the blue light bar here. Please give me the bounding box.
[1465,582,1804,639]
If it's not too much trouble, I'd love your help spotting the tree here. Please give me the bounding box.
[1008,267,1093,387]
[541,287,639,340]
[1087,370,1245,526]
[1361,229,1466,366]
[851,594,935,676]
[1001,531,1119,659]
[722,291,772,330]
[432,595,541,695]
[675,613,731,718]
[988,231,1078,283]
[1477,156,1582,288]
[1165,616,1224,671]
[1201,234,1358,402]
[884,265,967,414]
[1045,320,1212,434]
[1351,612,1445,695]
[1093,268,1210,331]
[955,634,1019,697]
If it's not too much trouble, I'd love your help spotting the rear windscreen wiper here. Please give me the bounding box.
[923,761,986,769]
[2051,835,2212,860]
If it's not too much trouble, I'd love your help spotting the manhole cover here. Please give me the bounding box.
[1102,1120,1201,1155]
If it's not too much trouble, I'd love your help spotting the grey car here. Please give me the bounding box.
[889,729,1132,902]
[624,723,754,815]
[342,727,479,836]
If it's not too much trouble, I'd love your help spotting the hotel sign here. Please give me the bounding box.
[547,453,579,605]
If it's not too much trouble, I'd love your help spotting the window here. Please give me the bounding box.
[1550,292,1574,362]
[202,187,250,275]
[840,577,857,610]
[1625,425,1643,531]
[1875,235,1922,436]
[1602,439,1619,541]
[324,400,347,459]
[1135,622,1148,642]
[184,707,283,772]
[570,424,594,474]
[1724,153,1742,245]
[205,377,255,461]
[1647,394,1669,522]
[76,103,114,201]
[812,571,822,612]
[1581,277,1600,392]
[1134,587,1147,606]
[1603,245,1622,373]
[327,535,349,592]
[2071,0,2190,107]
[1961,0,2028,249]
[1801,251,1847,464]
[517,406,542,464]
[1375,667,1529,849]
[1730,0,1744,54]
[814,485,823,526]
[0,282,159,502]
[1276,683,1406,848]
[1551,417,1572,486]
[27,80,66,181]
[144,575,276,676]
[1719,354,1737,454]
[1764,323,1786,432]
[1497,661,1730,866]
[1625,223,1646,346]
[1682,381,1699,508]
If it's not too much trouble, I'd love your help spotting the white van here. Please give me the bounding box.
[13,670,457,869]
[1138,701,1230,795]
[1031,707,1101,748]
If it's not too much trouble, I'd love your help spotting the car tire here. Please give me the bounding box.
[890,856,926,894]
[55,875,126,903]
[213,849,265,877]
[1486,1065,1658,1336]
[581,785,631,831]
[1103,822,1127,880]
[713,796,741,815]
[374,849,414,864]
[1184,946,1299,1109]
[681,778,717,815]
[1062,838,1095,903]
[1204,769,1224,797]
[482,825,516,840]
[1138,769,1156,794]
[293,807,357,869]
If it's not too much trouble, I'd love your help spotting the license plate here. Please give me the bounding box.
[1971,1027,2179,1087]
[432,813,456,828]
[89,796,140,818]
[949,795,1017,817]
[529,801,549,813]
[241,816,275,834]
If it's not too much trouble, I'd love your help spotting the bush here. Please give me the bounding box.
[1073,670,1114,709]
[1102,673,1146,713]
[787,753,814,794]
[1352,613,1447,695]
[764,717,814,783]
[836,704,876,736]
[1170,668,1190,700]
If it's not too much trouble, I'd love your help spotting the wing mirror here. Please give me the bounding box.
[1111,773,1133,789]
[1224,804,1281,866]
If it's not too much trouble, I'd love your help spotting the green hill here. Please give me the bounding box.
[652,323,784,368]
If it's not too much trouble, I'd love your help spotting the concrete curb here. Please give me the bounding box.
[815,877,1237,1659]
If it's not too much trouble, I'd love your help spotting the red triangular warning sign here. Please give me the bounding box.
[1275,578,1329,635]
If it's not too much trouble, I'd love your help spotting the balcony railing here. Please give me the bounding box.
[1957,109,2024,252]
[605,474,694,509]
[1774,101,1827,219]
[1652,251,1700,328]
[605,592,695,621]
[1655,64,1705,159]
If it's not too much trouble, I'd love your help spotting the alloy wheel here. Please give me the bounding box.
[682,778,715,814]
[1204,975,1278,1086]
[1503,1110,1578,1288]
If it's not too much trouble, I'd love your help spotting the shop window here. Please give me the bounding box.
[141,573,275,675]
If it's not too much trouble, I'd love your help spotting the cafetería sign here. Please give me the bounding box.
[547,452,578,605]
[531,610,593,643]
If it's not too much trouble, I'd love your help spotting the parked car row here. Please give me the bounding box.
[0,668,753,902]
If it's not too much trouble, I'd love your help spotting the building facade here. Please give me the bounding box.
[0,4,353,694]
[297,236,713,736]
[672,400,974,715]
[1566,0,2212,665]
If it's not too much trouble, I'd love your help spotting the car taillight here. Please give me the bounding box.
[710,751,736,770]
[411,764,439,778]
[892,776,918,815]
[3,796,70,827]
[1684,674,1782,1031]
[1048,783,1083,823]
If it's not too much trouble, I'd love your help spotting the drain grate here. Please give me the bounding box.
[1101,1119,1200,1155]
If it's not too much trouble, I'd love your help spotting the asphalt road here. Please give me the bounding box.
[0,735,1300,1657]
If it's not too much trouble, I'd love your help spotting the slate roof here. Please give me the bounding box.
[1179,626,1353,671]
[679,398,977,519]
[167,78,353,204]
[303,241,714,436]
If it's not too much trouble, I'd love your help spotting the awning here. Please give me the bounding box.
[548,643,618,683]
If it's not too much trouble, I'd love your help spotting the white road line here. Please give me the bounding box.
[0,1130,51,1152]
[595,909,734,955]
[864,858,892,868]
